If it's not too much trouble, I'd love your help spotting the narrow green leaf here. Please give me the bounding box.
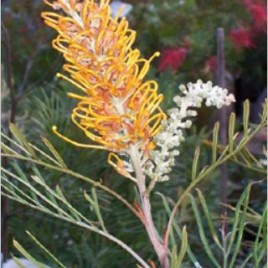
[1,143,18,155]
[189,194,221,268]
[12,162,30,182]
[26,231,66,268]
[243,100,250,138]
[55,185,66,200]
[261,100,267,124]
[31,175,45,185]
[242,147,263,168]
[54,186,91,223]
[1,131,30,155]
[196,189,222,250]
[239,251,253,268]
[237,148,252,166]
[2,169,43,203]
[1,174,40,206]
[91,188,106,230]
[156,192,200,266]
[191,146,200,181]
[13,239,47,268]
[84,190,94,206]
[41,137,67,168]
[176,226,188,267]
[228,113,236,152]
[157,193,176,248]
[30,175,61,211]
[12,256,28,268]
[171,246,178,268]
[229,185,251,268]
[253,206,267,266]
[27,143,66,167]
[226,183,251,258]
[212,122,220,163]
[9,124,37,157]
[3,168,71,218]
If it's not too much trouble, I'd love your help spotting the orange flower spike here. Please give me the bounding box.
[42,0,166,176]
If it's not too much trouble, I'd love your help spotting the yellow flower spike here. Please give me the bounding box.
[42,0,167,178]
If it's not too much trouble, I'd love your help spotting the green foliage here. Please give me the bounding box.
[1,0,267,267]
[129,0,252,77]
[188,184,267,268]
[2,0,59,86]
[1,100,266,267]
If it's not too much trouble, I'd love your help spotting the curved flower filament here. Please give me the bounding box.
[108,153,135,181]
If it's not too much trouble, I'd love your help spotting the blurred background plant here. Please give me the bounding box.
[1,0,267,267]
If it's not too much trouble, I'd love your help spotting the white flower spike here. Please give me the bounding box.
[145,80,235,181]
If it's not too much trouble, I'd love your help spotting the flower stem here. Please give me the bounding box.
[128,144,169,268]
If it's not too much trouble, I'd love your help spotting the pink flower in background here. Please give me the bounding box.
[158,48,187,72]
[243,0,267,32]
[230,27,254,49]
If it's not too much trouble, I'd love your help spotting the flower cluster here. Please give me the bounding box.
[230,27,254,49]
[42,0,165,178]
[145,80,235,181]
[244,0,267,32]
[229,0,267,50]
[158,47,187,72]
